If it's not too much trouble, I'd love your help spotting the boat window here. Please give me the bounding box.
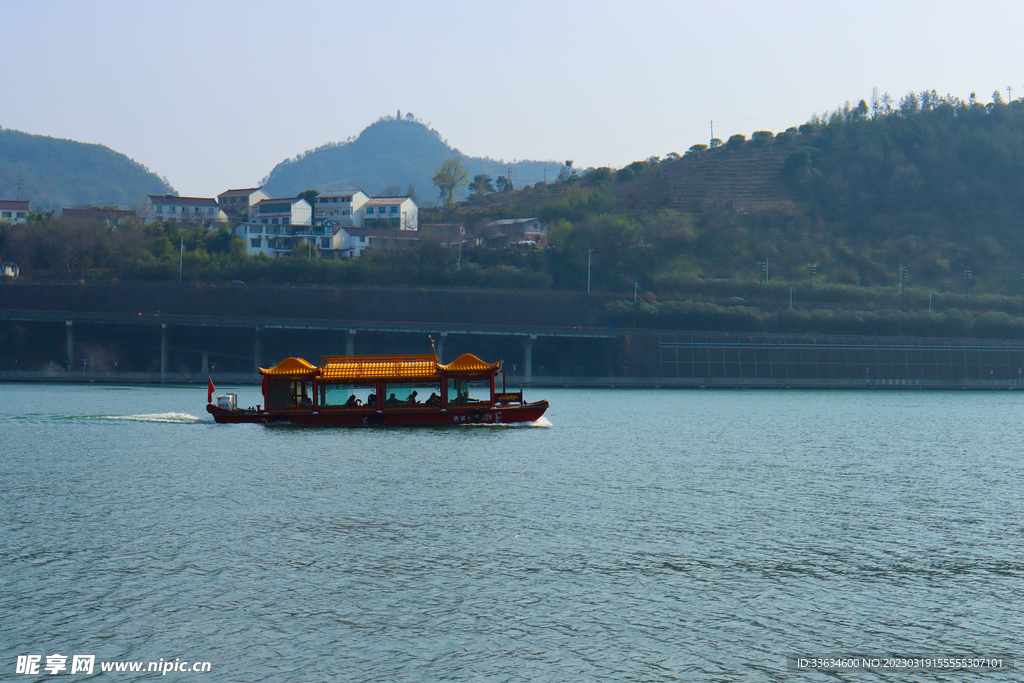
[446,379,490,406]
[265,379,313,409]
[381,382,440,408]
[319,382,376,408]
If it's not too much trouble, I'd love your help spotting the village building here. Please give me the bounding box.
[217,187,270,229]
[362,196,418,230]
[238,197,334,256]
[314,190,370,228]
[419,223,470,247]
[61,207,136,225]
[482,217,548,249]
[145,194,219,226]
[332,226,420,257]
[0,200,30,224]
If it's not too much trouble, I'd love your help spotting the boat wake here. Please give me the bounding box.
[96,412,207,424]
[470,416,552,428]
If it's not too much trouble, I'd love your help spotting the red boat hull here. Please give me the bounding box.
[206,400,549,426]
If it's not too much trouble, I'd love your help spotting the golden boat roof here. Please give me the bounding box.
[439,353,500,373]
[320,354,439,381]
[259,357,320,376]
[259,353,501,380]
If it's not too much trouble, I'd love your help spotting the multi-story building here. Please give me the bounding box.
[217,187,270,228]
[239,197,334,256]
[146,194,219,226]
[314,190,369,228]
[0,200,30,224]
[361,196,418,230]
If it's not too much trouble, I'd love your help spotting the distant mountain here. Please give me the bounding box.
[0,127,173,209]
[261,115,557,201]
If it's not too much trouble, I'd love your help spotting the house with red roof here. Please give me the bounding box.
[217,187,270,228]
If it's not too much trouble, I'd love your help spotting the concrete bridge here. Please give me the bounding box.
[5,281,1024,388]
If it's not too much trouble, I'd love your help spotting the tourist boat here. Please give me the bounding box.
[206,351,549,426]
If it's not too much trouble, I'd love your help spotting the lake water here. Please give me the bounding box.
[2,384,1023,681]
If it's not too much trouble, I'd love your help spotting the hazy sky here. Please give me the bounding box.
[4,0,1021,199]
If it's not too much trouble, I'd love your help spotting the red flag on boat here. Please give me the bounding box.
[207,377,215,403]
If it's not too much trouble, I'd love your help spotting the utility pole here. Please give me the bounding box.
[178,236,184,282]
[899,266,908,309]
[757,260,768,311]
[587,249,593,292]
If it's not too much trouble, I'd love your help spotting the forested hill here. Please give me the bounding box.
[448,91,1024,294]
[261,115,554,200]
[0,128,173,208]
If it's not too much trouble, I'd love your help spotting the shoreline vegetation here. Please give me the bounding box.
[4,90,1024,340]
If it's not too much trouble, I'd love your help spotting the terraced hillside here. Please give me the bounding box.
[611,141,801,213]
[461,137,803,219]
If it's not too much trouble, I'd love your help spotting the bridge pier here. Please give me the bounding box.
[346,329,355,356]
[65,320,73,371]
[160,324,168,379]
[522,334,536,379]
[254,326,262,371]
[201,352,209,374]
[436,332,446,363]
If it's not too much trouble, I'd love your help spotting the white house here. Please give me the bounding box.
[362,196,418,230]
[0,200,30,224]
[146,195,219,226]
[239,197,330,256]
[314,190,369,228]
[217,187,270,228]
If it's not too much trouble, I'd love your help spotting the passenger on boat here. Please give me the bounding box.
[425,392,440,405]
[367,393,377,407]
[300,395,313,407]
[407,391,418,405]
[385,393,401,406]
[345,395,359,407]
[452,389,469,404]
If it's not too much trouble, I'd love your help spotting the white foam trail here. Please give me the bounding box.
[99,412,206,424]
[477,416,552,428]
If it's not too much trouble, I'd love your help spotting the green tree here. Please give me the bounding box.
[726,134,746,148]
[297,189,320,225]
[557,160,578,183]
[496,175,513,192]
[468,174,494,199]
[432,157,469,206]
